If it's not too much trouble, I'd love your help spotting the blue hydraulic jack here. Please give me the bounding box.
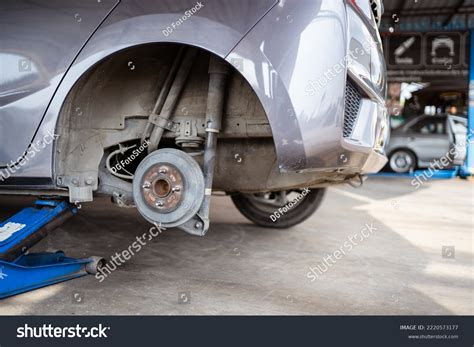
[0,199,104,299]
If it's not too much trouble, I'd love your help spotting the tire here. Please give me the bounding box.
[231,188,326,229]
[389,149,416,173]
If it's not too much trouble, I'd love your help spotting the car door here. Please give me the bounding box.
[404,117,450,165]
[447,115,468,165]
[0,0,119,167]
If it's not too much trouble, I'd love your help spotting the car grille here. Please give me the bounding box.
[343,80,362,138]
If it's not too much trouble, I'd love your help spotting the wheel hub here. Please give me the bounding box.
[141,164,183,214]
[396,157,407,167]
[133,148,205,228]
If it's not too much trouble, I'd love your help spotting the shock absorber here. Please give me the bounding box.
[132,54,230,236]
[189,55,229,234]
[198,56,230,227]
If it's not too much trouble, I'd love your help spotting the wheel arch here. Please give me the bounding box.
[51,40,278,200]
[19,10,279,181]
[26,40,275,188]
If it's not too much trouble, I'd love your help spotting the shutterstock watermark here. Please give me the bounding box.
[162,2,204,37]
[411,150,457,189]
[95,224,165,282]
[411,131,473,189]
[307,222,378,281]
[17,323,109,339]
[0,266,7,280]
[305,38,378,96]
[270,188,310,222]
[0,130,59,182]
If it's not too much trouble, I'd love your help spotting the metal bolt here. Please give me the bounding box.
[159,168,168,174]
[155,201,164,207]
[142,181,151,189]
[85,178,94,185]
[194,222,202,229]
[172,186,181,193]
[72,178,79,185]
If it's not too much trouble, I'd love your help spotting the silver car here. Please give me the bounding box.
[386,115,467,173]
[0,0,388,233]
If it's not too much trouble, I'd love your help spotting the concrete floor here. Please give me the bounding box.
[0,177,472,315]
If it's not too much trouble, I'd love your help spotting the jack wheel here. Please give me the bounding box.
[86,256,106,275]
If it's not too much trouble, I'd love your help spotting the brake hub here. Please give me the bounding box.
[141,164,183,214]
[133,148,205,228]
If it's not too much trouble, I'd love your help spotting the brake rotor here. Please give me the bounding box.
[133,148,204,228]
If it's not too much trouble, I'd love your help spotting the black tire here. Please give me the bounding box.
[389,149,416,173]
[231,188,326,229]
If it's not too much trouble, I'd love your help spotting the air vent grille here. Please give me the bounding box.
[343,80,362,138]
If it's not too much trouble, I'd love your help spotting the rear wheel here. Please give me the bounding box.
[231,188,326,229]
[389,149,416,173]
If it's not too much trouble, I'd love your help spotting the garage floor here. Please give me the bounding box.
[0,178,472,315]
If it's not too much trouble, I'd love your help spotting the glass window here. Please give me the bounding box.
[409,118,446,134]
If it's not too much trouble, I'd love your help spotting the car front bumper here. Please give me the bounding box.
[227,0,388,175]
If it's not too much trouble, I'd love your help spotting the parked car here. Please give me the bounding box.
[386,115,467,173]
[0,0,387,234]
